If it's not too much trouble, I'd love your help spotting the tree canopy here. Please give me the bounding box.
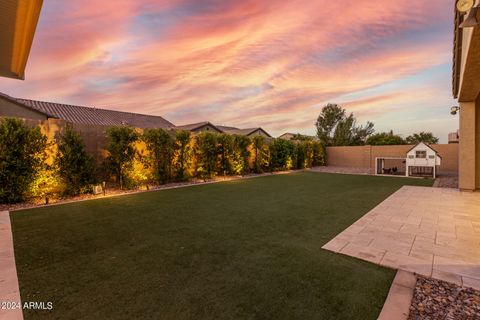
[315,104,374,146]
[406,132,439,145]
[366,130,406,145]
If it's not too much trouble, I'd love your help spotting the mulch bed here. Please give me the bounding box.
[409,276,480,320]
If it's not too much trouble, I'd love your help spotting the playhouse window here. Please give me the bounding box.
[415,151,427,158]
[428,155,435,159]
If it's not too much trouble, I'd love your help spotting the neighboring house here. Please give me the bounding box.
[176,121,223,133]
[278,132,318,141]
[0,92,175,129]
[452,4,480,191]
[448,131,459,144]
[0,0,43,79]
[216,125,271,138]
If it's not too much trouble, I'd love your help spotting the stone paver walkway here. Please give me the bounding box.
[323,186,480,289]
[0,211,23,320]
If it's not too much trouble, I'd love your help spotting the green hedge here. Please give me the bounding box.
[0,120,325,203]
[0,118,47,203]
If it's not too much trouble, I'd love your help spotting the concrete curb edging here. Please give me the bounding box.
[0,211,23,320]
[377,270,416,320]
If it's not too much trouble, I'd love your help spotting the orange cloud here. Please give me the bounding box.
[0,0,457,140]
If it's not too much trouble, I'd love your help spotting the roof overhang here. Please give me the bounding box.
[453,4,480,101]
[0,0,43,80]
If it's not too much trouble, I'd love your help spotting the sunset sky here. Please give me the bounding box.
[0,0,459,141]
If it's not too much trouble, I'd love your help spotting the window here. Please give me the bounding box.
[415,151,427,159]
[408,155,414,159]
[428,155,435,159]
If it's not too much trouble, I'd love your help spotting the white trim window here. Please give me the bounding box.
[415,150,427,159]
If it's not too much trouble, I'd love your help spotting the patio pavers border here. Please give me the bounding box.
[0,211,23,320]
[322,186,480,290]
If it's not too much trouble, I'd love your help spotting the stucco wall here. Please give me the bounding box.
[0,96,47,120]
[1,117,111,164]
[327,144,458,174]
[477,94,480,189]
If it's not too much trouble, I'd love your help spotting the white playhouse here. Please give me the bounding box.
[375,142,442,178]
[405,142,441,178]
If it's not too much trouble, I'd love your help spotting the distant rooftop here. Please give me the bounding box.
[0,92,175,129]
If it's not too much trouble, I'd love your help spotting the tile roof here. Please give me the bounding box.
[0,92,174,129]
[217,125,272,137]
[176,121,222,132]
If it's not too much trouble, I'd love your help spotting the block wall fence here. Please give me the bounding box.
[3,117,132,164]
[2,117,459,175]
[326,144,459,174]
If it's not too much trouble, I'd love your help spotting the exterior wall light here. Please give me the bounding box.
[460,6,479,27]
[451,106,461,115]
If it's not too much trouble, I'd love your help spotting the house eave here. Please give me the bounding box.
[0,0,43,80]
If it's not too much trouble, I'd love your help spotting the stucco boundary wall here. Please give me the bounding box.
[1,117,122,164]
[326,144,459,175]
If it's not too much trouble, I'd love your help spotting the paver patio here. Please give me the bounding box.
[323,186,480,288]
[0,211,23,320]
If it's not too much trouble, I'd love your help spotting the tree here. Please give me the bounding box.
[105,126,139,189]
[293,141,307,169]
[194,132,218,180]
[56,127,97,195]
[232,135,251,175]
[406,132,439,145]
[0,118,47,203]
[143,128,174,184]
[269,139,294,171]
[315,103,345,146]
[291,134,313,141]
[315,103,374,146]
[366,130,406,145]
[216,133,234,175]
[311,141,325,166]
[252,136,269,173]
[173,130,191,181]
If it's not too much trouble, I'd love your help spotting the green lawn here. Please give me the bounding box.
[11,172,433,320]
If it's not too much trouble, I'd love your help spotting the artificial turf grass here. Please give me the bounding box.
[11,172,433,320]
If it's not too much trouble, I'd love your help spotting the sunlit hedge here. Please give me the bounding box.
[0,118,326,203]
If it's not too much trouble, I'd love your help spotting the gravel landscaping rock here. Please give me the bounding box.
[409,276,480,320]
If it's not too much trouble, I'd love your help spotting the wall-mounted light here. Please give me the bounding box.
[457,0,475,13]
[451,106,460,115]
[460,6,479,28]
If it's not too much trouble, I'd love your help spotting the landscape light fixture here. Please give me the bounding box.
[451,106,460,115]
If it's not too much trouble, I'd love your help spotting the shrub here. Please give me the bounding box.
[252,136,268,173]
[0,118,47,203]
[269,139,294,171]
[144,128,174,184]
[293,141,307,169]
[232,135,251,175]
[56,127,97,196]
[312,141,325,166]
[28,164,62,203]
[216,133,234,175]
[105,126,139,189]
[194,132,218,180]
[173,130,191,181]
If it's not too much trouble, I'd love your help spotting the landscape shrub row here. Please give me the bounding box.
[0,118,325,204]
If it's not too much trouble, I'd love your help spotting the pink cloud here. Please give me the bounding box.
[0,0,457,139]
